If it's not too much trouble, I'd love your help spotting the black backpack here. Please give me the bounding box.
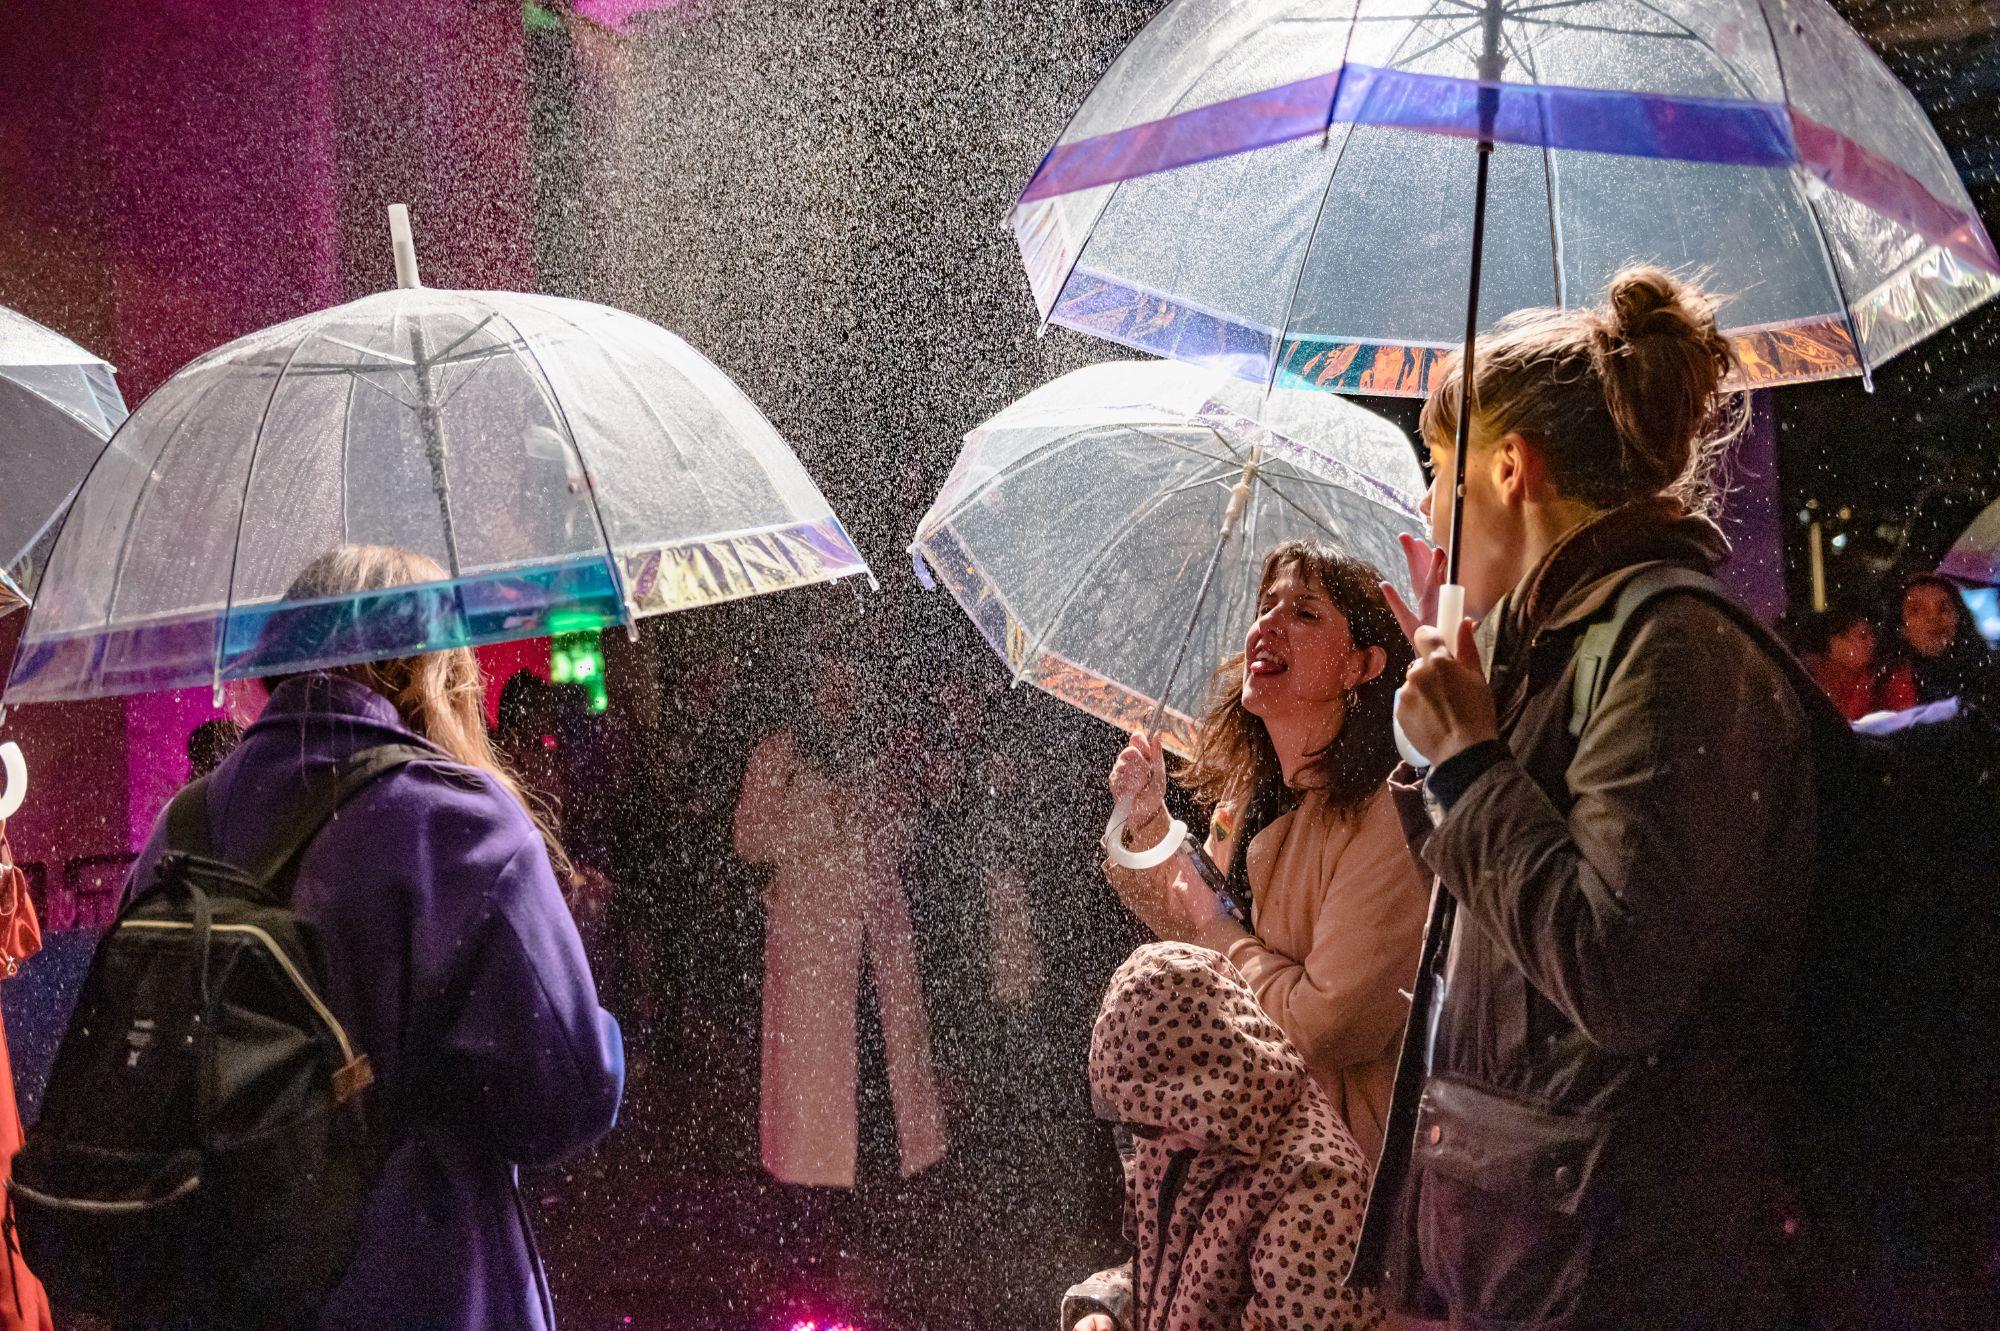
[9,743,431,1327]
[1571,566,2000,1317]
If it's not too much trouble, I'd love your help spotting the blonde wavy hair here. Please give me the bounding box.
[282,545,574,883]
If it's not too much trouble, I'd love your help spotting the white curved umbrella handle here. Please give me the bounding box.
[0,743,25,821]
[1103,792,1188,870]
[1392,583,1467,771]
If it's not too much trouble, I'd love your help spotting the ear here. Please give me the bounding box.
[1490,431,1546,508]
[1350,644,1388,688]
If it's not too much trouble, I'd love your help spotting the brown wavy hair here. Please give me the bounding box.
[282,545,575,884]
[1179,541,1412,827]
[1419,266,1744,519]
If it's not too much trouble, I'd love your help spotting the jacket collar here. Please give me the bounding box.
[1494,497,1727,646]
[253,672,413,737]
[1481,499,1727,726]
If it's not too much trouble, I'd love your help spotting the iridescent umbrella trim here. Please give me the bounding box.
[6,516,869,704]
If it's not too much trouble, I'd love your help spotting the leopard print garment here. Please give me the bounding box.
[1083,942,1389,1331]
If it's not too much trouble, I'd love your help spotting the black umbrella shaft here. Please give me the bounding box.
[1446,5,1505,588]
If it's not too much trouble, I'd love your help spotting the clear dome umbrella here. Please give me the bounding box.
[910,359,1423,866]
[1942,496,2000,590]
[5,207,870,706]
[1012,0,1998,399]
[1010,0,2000,620]
[0,305,129,611]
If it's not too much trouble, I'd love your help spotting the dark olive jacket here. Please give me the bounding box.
[1351,505,1815,1330]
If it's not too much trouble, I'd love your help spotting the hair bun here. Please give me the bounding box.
[1606,266,1714,344]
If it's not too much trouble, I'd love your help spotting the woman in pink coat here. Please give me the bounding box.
[733,659,946,1189]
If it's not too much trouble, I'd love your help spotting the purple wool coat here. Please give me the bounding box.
[130,674,624,1331]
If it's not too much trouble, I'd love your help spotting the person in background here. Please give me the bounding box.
[1880,573,1997,710]
[184,717,243,782]
[494,670,562,814]
[133,544,624,1331]
[1359,268,1812,1328]
[1800,609,1886,721]
[1103,542,1425,1165]
[733,654,946,1190]
[1063,943,1390,1331]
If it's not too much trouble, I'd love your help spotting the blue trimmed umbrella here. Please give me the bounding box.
[912,359,1423,864]
[4,208,869,705]
[1012,0,1997,401]
[0,306,129,613]
[1009,0,1999,682]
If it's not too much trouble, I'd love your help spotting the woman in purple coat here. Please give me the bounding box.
[130,546,625,1331]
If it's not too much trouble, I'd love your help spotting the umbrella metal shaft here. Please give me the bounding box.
[408,322,464,580]
[1142,450,1260,738]
[1445,0,1506,590]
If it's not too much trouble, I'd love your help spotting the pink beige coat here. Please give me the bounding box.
[1107,785,1426,1164]
[1062,943,1390,1331]
[734,730,947,1188]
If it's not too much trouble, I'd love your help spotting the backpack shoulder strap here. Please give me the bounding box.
[242,743,439,895]
[1568,561,1847,744]
[163,775,216,858]
[1568,564,1720,738]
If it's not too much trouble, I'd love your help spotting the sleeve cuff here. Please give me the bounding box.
[1424,738,1510,812]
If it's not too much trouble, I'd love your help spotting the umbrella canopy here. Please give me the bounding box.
[7,287,868,704]
[0,305,128,598]
[1942,495,2000,588]
[911,359,1423,756]
[1009,0,1999,398]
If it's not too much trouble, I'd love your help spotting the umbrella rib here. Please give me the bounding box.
[337,337,360,543]
[98,388,217,635]
[927,421,1234,531]
[1257,473,1346,544]
[338,363,423,414]
[1506,16,1687,39]
[215,319,333,692]
[522,298,784,526]
[316,334,414,368]
[1750,0,1871,386]
[428,313,500,366]
[1391,18,1485,70]
[1510,30,1567,307]
[1261,0,1366,404]
[1619,0,1768,98]
[477,295,638,629]
[1269,4,1445,383]
[1031,14,1312,332]
[1007,460,1240,690]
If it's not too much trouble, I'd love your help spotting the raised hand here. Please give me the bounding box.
[1381,531,1446,647]
[1395,616,1496,768]
[1107,730,1169,834]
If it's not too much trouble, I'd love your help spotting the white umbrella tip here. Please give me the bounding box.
[387,203,422,290]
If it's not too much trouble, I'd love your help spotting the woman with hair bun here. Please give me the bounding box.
[1351,270,1816,1328]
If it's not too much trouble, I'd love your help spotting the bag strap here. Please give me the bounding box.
[1567,564,1720,738]
[1567,562,1848,747]
[163,773,217,859]
[240,743,438,896]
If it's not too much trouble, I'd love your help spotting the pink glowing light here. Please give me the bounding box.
[573,0,692,31]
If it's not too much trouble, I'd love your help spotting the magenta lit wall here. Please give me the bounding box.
[0,0,538,919]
